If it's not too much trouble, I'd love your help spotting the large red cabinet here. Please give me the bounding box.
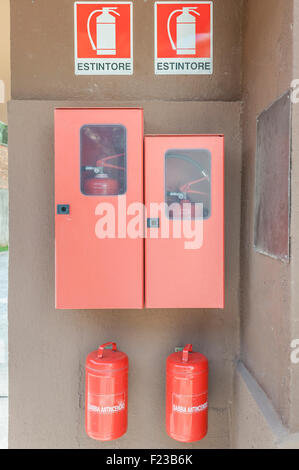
[55,108,144,309]
[55,109,224,309]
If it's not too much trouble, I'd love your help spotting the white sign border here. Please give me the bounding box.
[74,1,134,76]
[154,1,213,75]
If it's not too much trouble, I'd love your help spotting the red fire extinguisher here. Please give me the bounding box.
[82,153,125,196]
[166,344,208,442]
[85,342,128,441]
[167,159,210,219]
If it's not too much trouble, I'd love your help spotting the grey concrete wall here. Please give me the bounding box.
[239,0,293,428]
[232,362,287,449]
[8,100,242,449]
[0,189,8,247]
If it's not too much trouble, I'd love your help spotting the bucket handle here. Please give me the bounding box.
[182,344,193,362]
[98,342,117,358]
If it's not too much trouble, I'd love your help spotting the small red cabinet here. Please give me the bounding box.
[55,108,144,309]
[145,135,224,309]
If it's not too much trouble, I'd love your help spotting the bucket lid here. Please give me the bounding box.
[86,342,128,371]
[167,344,208,374]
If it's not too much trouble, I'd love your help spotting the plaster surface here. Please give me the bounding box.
[8,99,241,448]
[10,0,243,103]
[240,0,293,427]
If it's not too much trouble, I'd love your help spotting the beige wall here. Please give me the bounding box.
[239,0,294,428]
[0,0,10,124]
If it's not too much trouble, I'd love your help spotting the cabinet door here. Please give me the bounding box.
[145,135,224,309]
[55,108,144,309]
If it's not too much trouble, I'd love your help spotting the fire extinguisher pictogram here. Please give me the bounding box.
[154,2,213,76]
[85,342,128,441]
[87,7,120,56]
[166,344,208,442]
[167,7,200,55]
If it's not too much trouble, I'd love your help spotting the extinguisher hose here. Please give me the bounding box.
[180,176,209,195]
[82,154,125,172]
[166,154,206,176]
[166,154,209,195]
[102,163,125,171]
[101,153,125,171]
[102,153,125,162]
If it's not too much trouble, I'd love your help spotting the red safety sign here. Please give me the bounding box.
[155,1,213,75]
[74,2,133,75]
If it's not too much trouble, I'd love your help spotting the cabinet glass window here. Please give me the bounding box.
[80,125,127,196]
[165,149,211,220]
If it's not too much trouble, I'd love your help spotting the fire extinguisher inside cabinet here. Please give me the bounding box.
[165,150,211,220]
[80,125,127,197]
[82,160,121,196]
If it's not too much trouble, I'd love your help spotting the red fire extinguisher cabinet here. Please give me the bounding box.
[55,108,144,309]
[145,134,224,309]
[55,110,224,310]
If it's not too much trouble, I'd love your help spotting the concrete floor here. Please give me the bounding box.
[0,251,8,449]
